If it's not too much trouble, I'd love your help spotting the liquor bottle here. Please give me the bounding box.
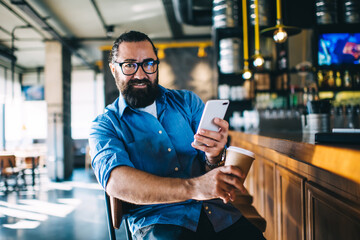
[344,70,352,88]
[335,71,342,88]
[303,87,308,107]
[354,72,360,88]
[327,70,335,87]
[317,70,324,87]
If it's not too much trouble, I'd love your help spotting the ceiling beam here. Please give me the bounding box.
[161,0,184,39]
[10,0,98,71]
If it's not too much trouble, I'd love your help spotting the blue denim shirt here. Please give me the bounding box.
[89,85,242,235]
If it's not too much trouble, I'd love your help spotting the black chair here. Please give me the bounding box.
[0,155,25,191]
[104,191,132,240]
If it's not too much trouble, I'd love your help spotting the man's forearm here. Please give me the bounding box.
[106,166,196,205]
[106,164,247,205]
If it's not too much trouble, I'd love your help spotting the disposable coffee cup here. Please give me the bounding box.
[225,146,255,182]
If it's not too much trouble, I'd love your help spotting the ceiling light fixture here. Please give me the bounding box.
[157,48,166,59]
[251,0,264,68]
[197,44,207,58]
[152,41,212,60]
[260,0,301,43]
[242,0,252,80]
[106,25,114,38]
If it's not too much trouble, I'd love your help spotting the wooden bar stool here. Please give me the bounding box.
[24,156,40,187]
[0,155,24,191]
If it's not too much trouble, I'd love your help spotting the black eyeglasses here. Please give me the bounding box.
[116,59,159,76]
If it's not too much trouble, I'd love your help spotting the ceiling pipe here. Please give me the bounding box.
[0,45,16,62]
[0,0,46,39]
[90,0,114,38]
[11,0,98,72]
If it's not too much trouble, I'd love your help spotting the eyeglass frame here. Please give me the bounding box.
[115,59,160,76]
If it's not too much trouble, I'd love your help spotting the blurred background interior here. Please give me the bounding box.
[0,0,360,239]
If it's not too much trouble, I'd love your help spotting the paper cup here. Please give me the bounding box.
[225,146,255,181]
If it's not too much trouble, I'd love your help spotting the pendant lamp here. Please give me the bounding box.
[260,0,301,43]
[252,0,264,67]
[242,0,252,79]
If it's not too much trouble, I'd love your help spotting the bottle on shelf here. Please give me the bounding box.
[327,70,335,88]
[344,70,352,88]
[317,70,324,88]
[354,72,360,88]
[335,71,342,88]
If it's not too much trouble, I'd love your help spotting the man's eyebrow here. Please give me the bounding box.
[121,58,155,62]
[122,59,137,62]
[143,58,156,61]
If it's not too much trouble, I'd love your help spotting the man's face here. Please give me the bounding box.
[110,40,159,108]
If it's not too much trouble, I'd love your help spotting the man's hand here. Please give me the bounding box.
[192,118,229,164]
[189,165,247,204]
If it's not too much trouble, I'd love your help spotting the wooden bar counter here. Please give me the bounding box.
[229,131,360,240]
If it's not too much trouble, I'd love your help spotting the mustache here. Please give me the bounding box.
[128,78,152,86]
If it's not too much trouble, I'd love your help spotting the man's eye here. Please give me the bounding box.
[144,61,154,67]
[124,63,136,68]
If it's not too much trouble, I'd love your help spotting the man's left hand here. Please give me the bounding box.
[192,117,229,164]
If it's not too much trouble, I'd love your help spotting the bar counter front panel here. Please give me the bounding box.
[229,131,360,240]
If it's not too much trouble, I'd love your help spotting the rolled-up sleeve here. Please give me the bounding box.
[89,115,134,189]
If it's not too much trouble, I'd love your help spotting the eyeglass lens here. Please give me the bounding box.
[121,60,158,75]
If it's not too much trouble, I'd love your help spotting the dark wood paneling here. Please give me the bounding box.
[263,159,276,240]
[306,182,360,240]
[276,166,306,240]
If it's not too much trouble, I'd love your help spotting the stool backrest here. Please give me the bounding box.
[0,155,16,173]
[24,156,40,168]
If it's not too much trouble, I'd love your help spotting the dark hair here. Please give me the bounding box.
[109,31,157,63]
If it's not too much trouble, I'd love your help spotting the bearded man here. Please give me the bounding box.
[89,30,265,240]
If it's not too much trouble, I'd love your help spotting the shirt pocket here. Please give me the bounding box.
[126,136,178,177]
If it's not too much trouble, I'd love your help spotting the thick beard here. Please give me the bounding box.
[116,72,159,108]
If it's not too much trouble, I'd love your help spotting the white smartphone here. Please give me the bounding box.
[193,99,230,146]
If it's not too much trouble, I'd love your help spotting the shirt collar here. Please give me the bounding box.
[117,85,169,118]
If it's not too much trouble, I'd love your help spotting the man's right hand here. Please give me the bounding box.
[188,165,247,204]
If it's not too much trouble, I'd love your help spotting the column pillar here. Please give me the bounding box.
[45,41,73,181]
[102,50,118,106]
[0,103,4,150]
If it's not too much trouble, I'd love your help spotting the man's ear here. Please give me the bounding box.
[109,63,116,78]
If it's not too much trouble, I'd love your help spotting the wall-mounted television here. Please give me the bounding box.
[21,85,44,101]
[318,32,360,66]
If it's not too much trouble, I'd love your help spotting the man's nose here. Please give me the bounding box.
[133,66,146,79]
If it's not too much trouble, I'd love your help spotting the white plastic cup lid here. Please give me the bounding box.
[227,146,255,158]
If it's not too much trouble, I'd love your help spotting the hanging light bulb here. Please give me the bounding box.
[253,54,265,67]
[251,0,264,68]
[261,0,300,43]
[241,0,252,80]
[242,66,252,79]
[273,27,288,43]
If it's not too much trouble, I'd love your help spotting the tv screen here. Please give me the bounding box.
[22,85,44,101]
[318,33,360,66]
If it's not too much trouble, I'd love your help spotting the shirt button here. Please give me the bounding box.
[205,206,209,210]
[208,211,212,214]
[168,148,172,152]
[158,130,162,134]
[174,167,179,171]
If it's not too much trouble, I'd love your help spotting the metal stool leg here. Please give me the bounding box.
[105,192,116,240]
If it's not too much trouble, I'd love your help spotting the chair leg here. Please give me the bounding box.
[105,192,116,240]
[124,218,133,240]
